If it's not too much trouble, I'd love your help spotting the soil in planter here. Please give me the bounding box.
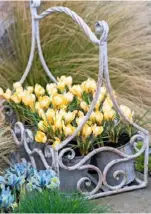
[103,132,131,148]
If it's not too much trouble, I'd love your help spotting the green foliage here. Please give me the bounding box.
[135,142,151,173]
[9,102,40,126]
[67,96,80,112]
[14,190,109,213]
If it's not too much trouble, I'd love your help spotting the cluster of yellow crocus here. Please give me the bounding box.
[0,76,134,153]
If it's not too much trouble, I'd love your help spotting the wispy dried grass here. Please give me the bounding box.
[0,1,151,128]
[0,106,17,174]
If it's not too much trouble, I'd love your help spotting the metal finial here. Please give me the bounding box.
[95,20,109,42]
[30,0,41,8]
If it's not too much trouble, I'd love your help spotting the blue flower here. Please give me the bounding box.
[5,174,25,190]
[0,176,5,189]
[47,177,60,189]
[5,160,36,179]
[0,186,14,209]
[26,169,60,191]
[4,160,37,190]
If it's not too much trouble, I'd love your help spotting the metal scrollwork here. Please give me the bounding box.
[4,0,149,199]
[11,121,54,170]
[58,147,103,196]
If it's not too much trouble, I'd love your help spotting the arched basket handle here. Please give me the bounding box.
[19,0,148,152]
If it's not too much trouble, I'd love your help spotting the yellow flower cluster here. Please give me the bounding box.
[0,76,134,152]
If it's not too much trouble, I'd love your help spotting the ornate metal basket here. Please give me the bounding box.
[3,0,149,199]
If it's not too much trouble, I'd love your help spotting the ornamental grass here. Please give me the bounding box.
[0,1,151,126]
[14,190,109,213]
[0,103,17,174]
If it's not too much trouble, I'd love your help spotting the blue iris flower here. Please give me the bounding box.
[0,186,14,209]
[5,174,25,190]
[0,176,5,189]
[4,160,36,190]
[26,169,60,191]
[5,160,35,179]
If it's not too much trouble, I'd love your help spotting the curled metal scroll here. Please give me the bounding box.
[58,132,148,194]
[58,147,102,196]
[11,121,54,170]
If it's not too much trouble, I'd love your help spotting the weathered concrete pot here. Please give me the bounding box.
[18,142,90,192]
[60,156,90,192]
[95,142,135,186]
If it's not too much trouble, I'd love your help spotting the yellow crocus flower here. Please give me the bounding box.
[64,111,76,124]
[52,137,61,149]
[35,131,47,143]
[38,120,49,132]
[57,76,72,87]
[37,108,46,120]
[95,99,101,111]
[22,92,35,108]
[39,95,51,109]
[102,104,111,113]
[3,89,12,101]
[100,86,106,97]
[59,109,66,118]
[70,85,83,97]
[104,109,115,121]
[46,108,55,124]
[57,81,66,92]
[89,111,96,122]
[86,120,93,126]
[64,76,72,86]
[80,101,89,112]
[55,110,64,121]
[63,124,75,136]
[35,102,41,111]
[52,94,66,108]
[120,105,134,121]
[54,117,63,130]
[63,92,74,104]
[92,124,103,137]
[11,93,22,104]
[102,98,113,112]
[35,84,45,97]
[81,78,96,93]
[13,82,22,89]
[93,86,106,102]
[81,124,92,138]
[95,111,103,125]
[78,111,84,117]
[46,83,57,96]
[27,86,34,94]
[15,87,24,94]
[76,116,85,126]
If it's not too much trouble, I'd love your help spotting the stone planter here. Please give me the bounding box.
[60,156,90,192]
[95,142,135,186]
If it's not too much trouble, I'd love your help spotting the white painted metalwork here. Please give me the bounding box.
[5,0,149,198]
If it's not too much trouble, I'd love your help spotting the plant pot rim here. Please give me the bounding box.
[116,141,131,150]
